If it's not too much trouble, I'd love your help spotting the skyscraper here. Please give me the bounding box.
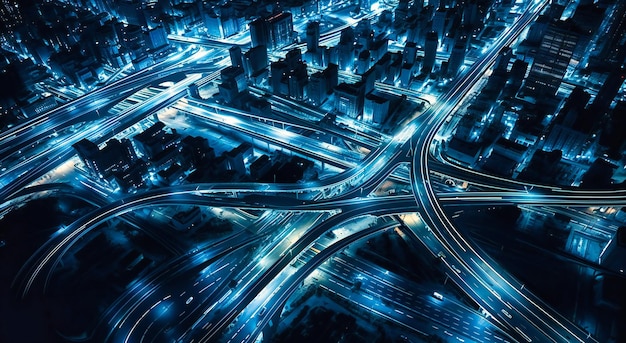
[447,40,466,77]
[243,45,268,78]
[590,68,626,114]
[522,20,578,98]
[229,46,242,68]
[306,21,320,53]
[423,31,438,73]
[403,41,417,65]
[267,12,294,50]
[249,18,268,48]
[432,7,447,46]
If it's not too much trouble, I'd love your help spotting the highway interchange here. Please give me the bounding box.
[0,1,619,342]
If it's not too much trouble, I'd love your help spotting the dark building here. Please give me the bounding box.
[144,26,169,51]
[447,40,466,77]
[494,47,514,74]
[202,3,243,39]
[223,142,254,176]
[525,14,549,45]
[463,0,480,29]
[248,98,272,117]
[403,42,417,65]
[336,27,355,71]
[363,92,390,125]
[156,163,185,186]
[270,49,308,100]
[73,138,137,179]
[243,45,268,78]
[447,136,482,166]
[590,68,626,114]
[543,87,592,159]
[505,59,529,95]
[229,46,243,68]
[113,158,149,192]
[306,21,320,52]
[263,156,317,183]
[522,20,579,98]
[308,72,327,106]
[334,81,365,118]
[218,66,247,103]
[180,135,214,168]
[271,60,288,96]
[150,145,180,171]
[308,63,338,105]
[116,0,147,27]
[250,154,272,181]
[580,158,616,189]
[356,50,371,75]
[423,31,438,73]
[599,226,626,274]
[249,17,269,48]
[133,121,180,158]
[369,38,388,63]
[518,149,562,184]
[266,12,294,50]
[432,7,447,46]
[600,101,626,157]
[221,66,247,91]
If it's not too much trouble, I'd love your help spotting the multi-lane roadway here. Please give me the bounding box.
[3,1,619,342]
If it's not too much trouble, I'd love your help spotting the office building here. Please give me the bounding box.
[229,46,243,68]
[356,50,371,75]
[363,92,390,125]
[306,21,320,52]
[250,12,294,51]
[270,49,308,101]
[73,138,138,179]
[590,68,626,114]
[369,38,388,63]
[243,45,268,78]
[525,15,549,45]
[249,17,268,48]
[308,72,326,106]
[144,26,168,51]
[221,66,247,92]
[335,27,355,71]
[334,82,365,118]
[522,20,579,98]
[432,7,447,45]
[463,0,479,29]
[400,63,412,87]
[543,87,593,159]
[309,64,338,106]
[267,12,294,50]
[447,40,466,77]
[403,42,417,65]
[494,47,513,74]
[423,31,438,73]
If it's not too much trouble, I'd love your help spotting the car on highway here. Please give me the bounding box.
[432,292,444,301]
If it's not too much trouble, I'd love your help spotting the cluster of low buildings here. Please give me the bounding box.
[73,121,317,192]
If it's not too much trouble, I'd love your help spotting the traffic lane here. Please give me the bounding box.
[318,270,511,343]
[320,257,513,341]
